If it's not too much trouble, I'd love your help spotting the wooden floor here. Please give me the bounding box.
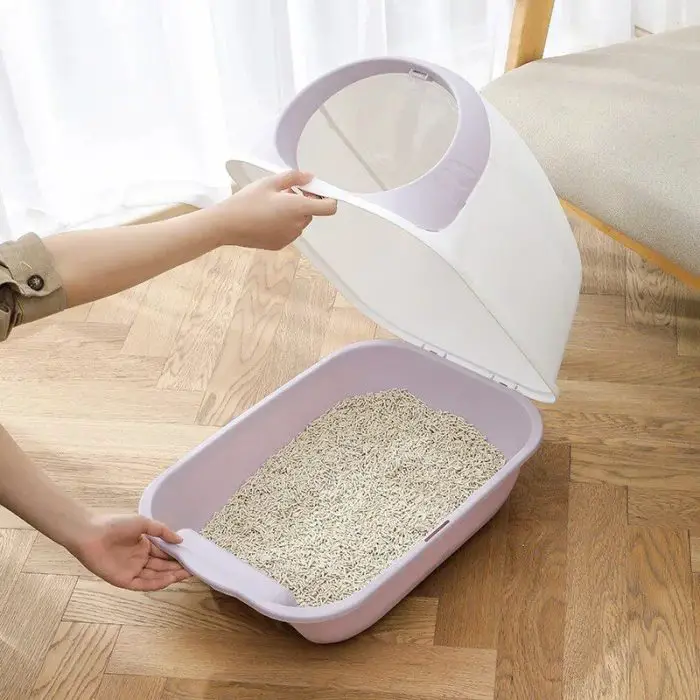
[1,212,699,700]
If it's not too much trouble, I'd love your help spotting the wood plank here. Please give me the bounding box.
[0,350,163,386]
[158,247,253,391]
[1,418,214,509]
[0,529,36,610]
[369,597,439,646]
[694,575,700,685]
[570,213,625,295]
[197,247,299,426]
[567,317,677,357]
[0,573,76,699]
[3,416,213,463]
[65,579,289,636]
[560,348,700,388]
[9,303,93,339]
[64,579,436,646]
[5,425,212,488]
[96,675,166,700]
[88,282,151,325]
[0,321,166,384]
[163,679,421,699]
[255,256,335,394]
[571,444,700,490]
[19,468,195,504]
[3,320,129,351]
[506,442,570,522]
[429,505,509,648]
[122,258,206,358]
[563,483,628,700]
[626,251,678,328]
[542,410,700,450]
[678,283,700,357]
[573,292,625,323]
[691,538,700,573]
[628,527,697,699]
[31,622,119,699]
[0,351,165,384]
[108,626,497,700]
[495,443,569,700]
[29,468,157,510]
[568,294,676,357]
[555,381,700,420]
[318,296,376,358]
[0,381,202,422]
[0,506,33,528]
[628,489,700,529]
[199,253,334,426]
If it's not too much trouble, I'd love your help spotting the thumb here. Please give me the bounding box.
[141,517,183,544]
[270,169,313,191]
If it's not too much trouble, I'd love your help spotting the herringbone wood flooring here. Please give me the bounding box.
[1,211,699,699]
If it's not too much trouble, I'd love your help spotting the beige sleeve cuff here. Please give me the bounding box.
[0,233,67,342]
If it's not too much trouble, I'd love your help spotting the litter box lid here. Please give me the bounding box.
[226,57,582,403]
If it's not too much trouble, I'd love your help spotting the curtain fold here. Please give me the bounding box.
[0,0,693,241]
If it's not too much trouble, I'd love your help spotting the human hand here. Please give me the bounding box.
[202,170,337,250]
[72,514,190,591]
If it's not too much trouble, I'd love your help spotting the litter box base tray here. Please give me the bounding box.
[139,340,543,643]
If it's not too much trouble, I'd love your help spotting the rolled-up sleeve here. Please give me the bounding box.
[0,233,67,342]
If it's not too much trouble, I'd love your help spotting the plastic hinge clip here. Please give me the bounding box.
[496,379,519,392]
[421,344,446,359]
[409,68,429,81]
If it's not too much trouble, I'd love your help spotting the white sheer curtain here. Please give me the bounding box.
[0,0,694,241]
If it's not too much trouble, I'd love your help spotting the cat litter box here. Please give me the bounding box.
[139,57,581,643]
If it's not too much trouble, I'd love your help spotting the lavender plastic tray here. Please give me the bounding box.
[139,340,542,643]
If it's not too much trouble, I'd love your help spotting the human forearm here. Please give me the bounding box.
[43,208,225,308]
[0,424,91,554]
[42,169,336,309]
[0,170,335,338]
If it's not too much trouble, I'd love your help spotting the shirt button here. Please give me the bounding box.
[27,274,45,292]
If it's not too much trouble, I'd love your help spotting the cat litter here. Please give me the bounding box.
[200,389,505,607]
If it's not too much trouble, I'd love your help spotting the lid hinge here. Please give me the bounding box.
[495,378,519,393]
[483,372,522,395]
[421,343,446,359]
